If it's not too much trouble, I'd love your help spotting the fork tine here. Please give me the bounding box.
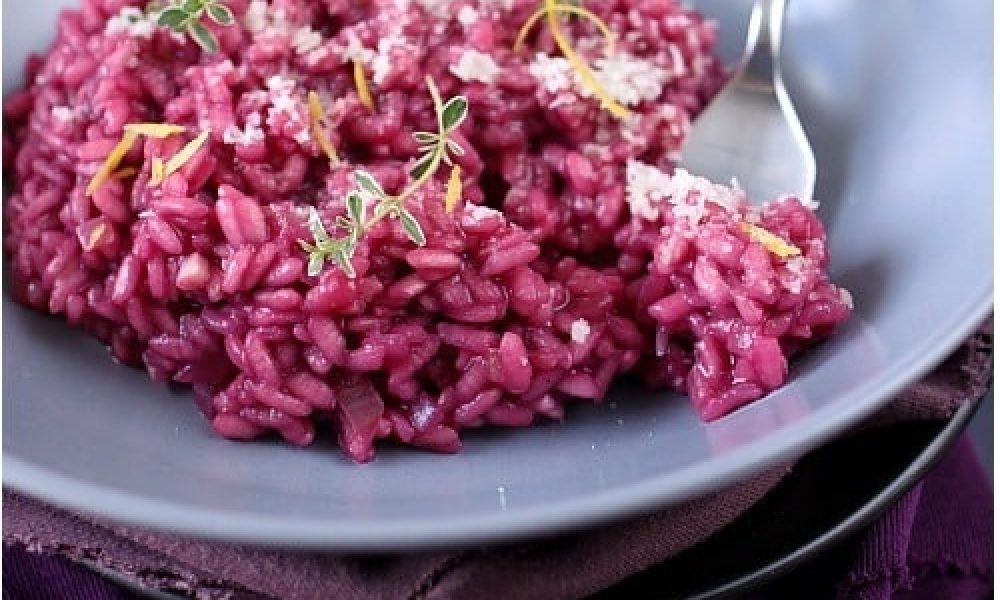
[678,0,815,203]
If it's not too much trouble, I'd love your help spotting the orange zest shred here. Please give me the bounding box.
[444,164,463,213]
[514,4,616,54]
[111,166,138,180]
[88,123,193,194]
[352,59,374,111]
[541,0,629,119]
[739,222,801,258]
[86,130,139,196]
[162,130,211,180]
[150,157,167,186]
[123,123,186,138]
[308,91,340,165]
[83,223,107,251]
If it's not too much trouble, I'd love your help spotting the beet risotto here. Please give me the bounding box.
[4,0,852,461]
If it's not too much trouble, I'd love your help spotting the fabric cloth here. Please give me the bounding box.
[835,436,993,600]
[3,322,992,600]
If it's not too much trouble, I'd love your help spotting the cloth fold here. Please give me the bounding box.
[832,436,993,600]
[4,322,993,600]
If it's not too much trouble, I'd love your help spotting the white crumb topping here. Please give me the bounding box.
[341,31,375,64]
[292,26,323,55]
[838,288,854,310]
[457,5,479,26]
[781,256,808,294]
[371,21,417,85]
[450,50,500,85]
[464,204,504,222]
[590,53,669,107]
[570,319,592,344]
[413,0,450,17]
[266,74,296,94]
[244,0,270,33]
[411,402,435,429]
[625,160,674,220]
[371,41,393,85]
[529,53,574,95]
[222,113,265,146]
[105,7,156,38]
[265,76,311,145]
[626,161,743,225]
[530,51,668,108]
[51,106,75,123]
[370,24,415,85]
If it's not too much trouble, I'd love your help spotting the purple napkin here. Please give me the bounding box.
[834,436,993,600]
[4,322,992,600]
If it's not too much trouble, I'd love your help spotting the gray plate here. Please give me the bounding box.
[2,0,992,550]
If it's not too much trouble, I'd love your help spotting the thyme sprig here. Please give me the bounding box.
[407,76,468,187]
[299,197,365,278]
[154,0,234,53]
[300,77,468,277]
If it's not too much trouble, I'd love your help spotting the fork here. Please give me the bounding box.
[678,0,815,203]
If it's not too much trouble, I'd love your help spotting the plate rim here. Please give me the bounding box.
[4,289,991,550]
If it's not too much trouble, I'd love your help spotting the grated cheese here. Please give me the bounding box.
[450,50,501,85]
[265,75,311,145]
[590,53,668,107]
[244,0,270,33]
[624,160,673,220]
[105,6,156,38]
[222,113,265,146]
[341,31,375,64]
[370,33,413,85]
[625,162,743,225]
[570,319,591,344]
[781,256,808,294]
[457,6,479,26]
[464,203,503,223]
[528,53,574,94]
[529,51,667,108]
[838,288,854,310]
[51,106,75,123]
[412,0,450,18]
[292,26,323,55]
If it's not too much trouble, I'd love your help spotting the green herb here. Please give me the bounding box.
[300,77,469,277]
[298,205,362,278]
[153,0,234,53]
[407,78,468,186]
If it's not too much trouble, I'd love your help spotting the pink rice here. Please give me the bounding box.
[3,0,851,461]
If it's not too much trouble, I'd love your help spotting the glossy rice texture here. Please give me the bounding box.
[3,0,849,461]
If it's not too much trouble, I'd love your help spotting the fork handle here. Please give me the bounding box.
[742,0,787,85]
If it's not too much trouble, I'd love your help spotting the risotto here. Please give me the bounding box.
[3,0,852,461]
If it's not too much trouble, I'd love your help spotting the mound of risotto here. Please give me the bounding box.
[3,0,852,461]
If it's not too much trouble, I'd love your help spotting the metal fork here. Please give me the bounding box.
[678,0,815,203]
